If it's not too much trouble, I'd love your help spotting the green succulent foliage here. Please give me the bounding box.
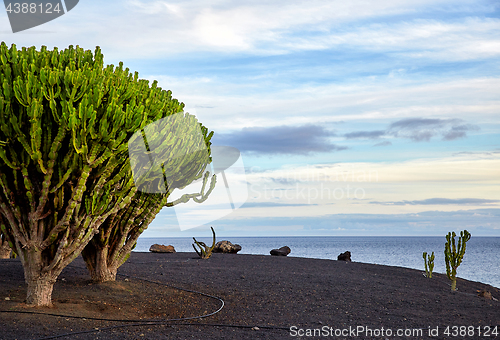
[82,170,216,280]
[444,230,471,291]
[422,251,435,278]
[0,42,209,271]
[127,113,214,194]
[192,227,216,259]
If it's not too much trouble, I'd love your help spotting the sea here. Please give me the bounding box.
[135,236,500,289]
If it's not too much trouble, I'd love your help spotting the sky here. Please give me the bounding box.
[1,0,499,237]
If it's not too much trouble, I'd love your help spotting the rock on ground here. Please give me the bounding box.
[149,244,176,253]
[337,251,351,261]
[213,241,242,254]
[270,246,291,256]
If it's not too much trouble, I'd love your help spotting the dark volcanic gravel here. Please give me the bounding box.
[1,252,499,339]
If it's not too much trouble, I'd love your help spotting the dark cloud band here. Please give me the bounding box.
[213,124,347,155]
[344,117,479,142]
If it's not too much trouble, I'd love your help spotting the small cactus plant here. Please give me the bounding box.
[192,227,216,259]
[422,251,435,278]
[444,230,471,291]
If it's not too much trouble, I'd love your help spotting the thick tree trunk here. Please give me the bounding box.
[25,275,57,306]
[22,251,58,307]
[82,244,117,282]
[0,232,12,259]
[0,243,11,259]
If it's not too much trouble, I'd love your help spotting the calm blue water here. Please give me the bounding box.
[135,236,500,289]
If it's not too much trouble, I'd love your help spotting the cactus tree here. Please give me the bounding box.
[444,230,471,291]
[0,43,212,305]
[422,251,434,278]
[82,161,216,282]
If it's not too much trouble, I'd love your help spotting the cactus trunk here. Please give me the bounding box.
[22,250,59,306]
[0,219,12,258]
[0,242,10,259]
[81,193,162,283]
[26,276,56,307]
[82,244,117,282]
[450,278,457,292]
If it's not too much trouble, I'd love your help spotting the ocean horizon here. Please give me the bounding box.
[135,236,500,289]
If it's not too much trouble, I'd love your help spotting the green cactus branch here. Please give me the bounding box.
[192,227,216,259]
[444,230,471,291]
[422,251,435,278]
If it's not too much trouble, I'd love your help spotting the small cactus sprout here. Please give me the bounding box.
[444,230,471,291]
[422,251,435,278]
[192,227,216,259]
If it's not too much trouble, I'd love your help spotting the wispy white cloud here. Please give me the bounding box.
[285,18,500,60]
[227,154,500,220]
[3,0,498,61]
[158,75,500,132]
[371,198,500,205]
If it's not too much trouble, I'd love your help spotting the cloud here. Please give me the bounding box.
[159,208,500,237]
[343,117,479,144]
[442,123,482,140]
[5,0,497,63]
[213,124,347,155]
[344,130,386,139]
[373,141,392,147]
[370,198,500,206]
[387,118,480,141]
[288,17,500,61]
[240,202,318,208]
[453,150,500,157]
[269,177,301,185]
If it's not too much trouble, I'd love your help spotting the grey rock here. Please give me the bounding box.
[213,240,242,253]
